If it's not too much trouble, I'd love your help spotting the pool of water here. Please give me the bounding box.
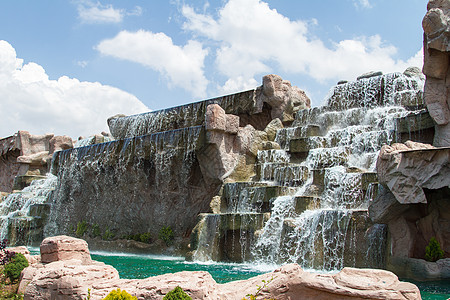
[29,248,450,299]
[90,251,275,283]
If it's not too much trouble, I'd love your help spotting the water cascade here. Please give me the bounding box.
[0,174,57,245]
[192,72,431,271]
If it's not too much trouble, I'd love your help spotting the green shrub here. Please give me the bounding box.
[425,237,444,262]
[76,220,88,237]
[163,286,192,300]
[102,288,137,300]
[102,229,115,241]
[159,226,174,246]
[139,232,152,243]
[91,224,101,238]
[3,253,28,283]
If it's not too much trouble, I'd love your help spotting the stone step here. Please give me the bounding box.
[257,163,309,186]
[29,203,51,218]
[275,125,322,149]
[223,183,296,213]
[289,126,390,154]
[293,196,321,214]
[256,149,290,164]
[13,175,47,191]
[394,109,435,144]
[311,169,377,191]
[198,212,270,231]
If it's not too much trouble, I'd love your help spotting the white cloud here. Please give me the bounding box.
[218,76,259,95]
[353,0,373,9]
[76,1,142,24]
[96,30,209,98]
[0,40,149,139]
[182,0,421,93]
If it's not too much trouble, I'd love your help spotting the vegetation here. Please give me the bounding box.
[124,232,152,244]
[3,253,29,283]
[159,226,174,246]
[76,220,89,237]
[102,288,137,300]
[102,228,115,241]
[163,286,192,300]
[242,277,276,300]
[0,239,25,299]
[91,223,101,238]
[425,237,444,262]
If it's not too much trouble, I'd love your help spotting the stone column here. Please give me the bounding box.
[422,0,450,146]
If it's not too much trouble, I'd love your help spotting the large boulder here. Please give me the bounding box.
[40,235,91,264]
[422,0,450,146]
[257,74,310,122]
[376,141,450,204]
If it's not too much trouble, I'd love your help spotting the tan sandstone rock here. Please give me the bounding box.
[18,235,421,299]
[40,235,91,264]
[21,254,421,300]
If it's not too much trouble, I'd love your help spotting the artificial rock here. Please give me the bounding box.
[422,0,450,146]
[19,236,421,300]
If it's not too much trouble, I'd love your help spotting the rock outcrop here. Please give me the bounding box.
[257,74,310,122]
[376,141,449,204]
[372,140,450,279]
[422,0,450,146]
[20,236,421,300]
[0,131,73,192]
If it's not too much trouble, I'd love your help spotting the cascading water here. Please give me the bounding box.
[0,174,57,244]
[192,72,425,271]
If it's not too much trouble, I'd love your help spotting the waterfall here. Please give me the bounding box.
[0,174,57,244]
[220,72,423,270]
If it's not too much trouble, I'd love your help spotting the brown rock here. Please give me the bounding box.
[17,151,49,165]
[388,217,417,258]
[264,118,283,141]
[259,74,310,121]
[21,259,119,299]
[49,135,73,153]
[377,141,449,204]
[422,0,450,146]
[21,249,421,300]
[40,235,91,264]
[225,114,239,134]
[218,264,420,300]
[205,104,227,132]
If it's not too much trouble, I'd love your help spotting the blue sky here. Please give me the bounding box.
[0,0,426,138]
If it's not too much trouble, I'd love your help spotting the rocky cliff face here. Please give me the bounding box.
[43,75,310,248]
[365,0,450,280]
[422,0,450,146]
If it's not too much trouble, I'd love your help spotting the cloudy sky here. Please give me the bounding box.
[0,0,425,138]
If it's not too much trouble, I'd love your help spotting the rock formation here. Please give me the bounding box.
[422,0,450,146]
[41,75,309,248]
[371,141,450,280]
[376,141,449,204]
[19,236,421,300]
[0,131,73,193]
[364,0,450,280]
